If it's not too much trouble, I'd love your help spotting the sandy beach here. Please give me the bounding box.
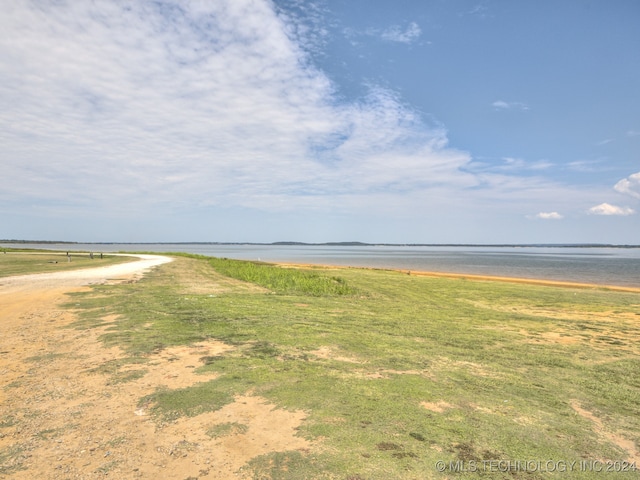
[276,261,640,294]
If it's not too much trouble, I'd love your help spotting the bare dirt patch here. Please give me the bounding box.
[0,259,311,479]
[310,346,364,364]
[420,401,454,413]
[359,369,424,380]
[466,299,640,324]
[470,299,640,354]
[430,357,498,378]
[538,331,581,345]
[570,400,639,464]
[128,342,234,393]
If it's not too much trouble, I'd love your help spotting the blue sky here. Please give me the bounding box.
[1,0,639,243]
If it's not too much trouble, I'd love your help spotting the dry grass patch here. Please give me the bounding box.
[420,400,454,413]
[309,346,365,364]
[570,400,640,464]
[149,255,268,295]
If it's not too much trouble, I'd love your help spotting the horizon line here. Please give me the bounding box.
[2,240,640,248]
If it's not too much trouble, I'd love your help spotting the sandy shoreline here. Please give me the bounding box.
[275,261,640,293]
[5,248,639,293]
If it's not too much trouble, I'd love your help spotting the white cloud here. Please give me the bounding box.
[535,212,563,220]
[0,0,618,242]
[0,1,462,216]
[492,100,529,111]
[468,157,552,173]
[588,203,635,216]
[502,157,552,170]
[614,172,640,199]
[381,22,422,44]
[567,160,608,173]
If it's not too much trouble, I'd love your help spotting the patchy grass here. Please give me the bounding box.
[25,352,66,364]
[0,250,134,277]
[206,422,249,438]
[0,444,27,475]
[0,415,17,428]
[138,382,235,422]
[88,357,149,385]
[64,254,640,479]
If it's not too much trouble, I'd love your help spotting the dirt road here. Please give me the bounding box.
[0,254,173,292]
[0,255,309,479]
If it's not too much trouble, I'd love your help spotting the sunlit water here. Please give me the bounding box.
[3,243,639,288]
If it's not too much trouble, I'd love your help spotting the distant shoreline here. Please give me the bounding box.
[2,240,639,248]
[3,246,639,292]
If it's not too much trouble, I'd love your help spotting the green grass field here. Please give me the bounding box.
[59,254,640,478]
[0,249,132,277]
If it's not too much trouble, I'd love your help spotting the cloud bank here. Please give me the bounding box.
[0,1,465,217]
[0,0,634,243]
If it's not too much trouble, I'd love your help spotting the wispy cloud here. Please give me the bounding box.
[614,172,640,199]
[588,203,635,216]
[0,0,620,240]
[467,157,552,173]
[380,22,422,44]
[0,1,454,217]
[461,3,493,19]
[347,22,423,46]
[492,100,529,111]
[567,160,608,173]
[535,212,563,220]
[502,157,552,171]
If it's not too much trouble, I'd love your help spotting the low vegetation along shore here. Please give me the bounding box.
[1,252,639,478]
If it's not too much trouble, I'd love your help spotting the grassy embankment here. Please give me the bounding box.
[0,249,133,277]
[48,255,640,477]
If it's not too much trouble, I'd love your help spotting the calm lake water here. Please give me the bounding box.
[4,243,640,288]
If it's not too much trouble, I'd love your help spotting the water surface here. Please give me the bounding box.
[4,243,639,288]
